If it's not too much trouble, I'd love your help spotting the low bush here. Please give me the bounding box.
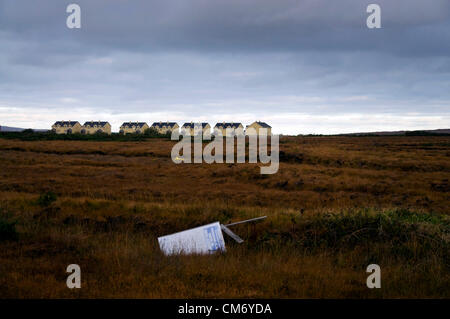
[37,191,57,207]
[0,214,18,241]
[256,209,449,262]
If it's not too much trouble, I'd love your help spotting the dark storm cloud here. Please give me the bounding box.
[0,0,449,133]
[1,0,449,54]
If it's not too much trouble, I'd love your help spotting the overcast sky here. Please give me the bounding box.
[1,0,449,134]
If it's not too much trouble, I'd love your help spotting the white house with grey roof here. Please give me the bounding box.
[81,121,111,135]
[181,122,211,136]
[119,122,149,134]
[51,121,82,134]
[246,121,272,136]
[214,122,244,136]
[151,122,179,134]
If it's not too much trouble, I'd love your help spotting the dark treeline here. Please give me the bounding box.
[0,128,171,141]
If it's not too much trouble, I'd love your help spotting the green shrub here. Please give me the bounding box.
[256,209,449,262]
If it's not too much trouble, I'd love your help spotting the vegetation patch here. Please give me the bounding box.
[37,191,58,207]
[0,213,18,241]
[0,129,171,141]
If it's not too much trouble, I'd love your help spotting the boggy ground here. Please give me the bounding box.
[0,136,448,298]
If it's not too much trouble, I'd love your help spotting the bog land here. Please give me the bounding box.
[0,135,448,298]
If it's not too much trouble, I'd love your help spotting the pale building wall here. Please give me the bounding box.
[120,123,149,134]
[203,125,211,136]
[235,126,244,136]
[81,123,112,135]
[182,124,210,136]
[153,123,179,134]
[246,122,272,136]
[51,122,82,134]
[214,125,244,136]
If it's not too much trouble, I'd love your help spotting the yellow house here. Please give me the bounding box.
[151,122,179,134]
[181,122,211,136]
[81,121,111,135]
[119,122,149,134]
[246,121,272,136]
[51,121,82,134]
[214,122,244,136]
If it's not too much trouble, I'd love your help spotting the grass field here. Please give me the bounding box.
[0,135,449,298]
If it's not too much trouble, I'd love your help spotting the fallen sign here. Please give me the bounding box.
[158,216,267,255]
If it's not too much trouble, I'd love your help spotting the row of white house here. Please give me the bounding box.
[51,121,272,136]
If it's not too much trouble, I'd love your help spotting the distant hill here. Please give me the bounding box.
[0,125,48,132]
[341,129,450,136]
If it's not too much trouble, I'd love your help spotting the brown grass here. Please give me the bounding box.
[0,136,449,298]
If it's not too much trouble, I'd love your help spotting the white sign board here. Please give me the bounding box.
[158,222,226,255]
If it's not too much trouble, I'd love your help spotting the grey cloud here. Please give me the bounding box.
[0,1,449,133]
[1,0,449,55]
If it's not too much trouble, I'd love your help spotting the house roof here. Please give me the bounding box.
[83,121,109,127]
[151,122,178,128]
[214,122,242,129]
[251,121,271,128]
[182,122,209,128]
[120,122,148,128]
[53,121,79,127]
